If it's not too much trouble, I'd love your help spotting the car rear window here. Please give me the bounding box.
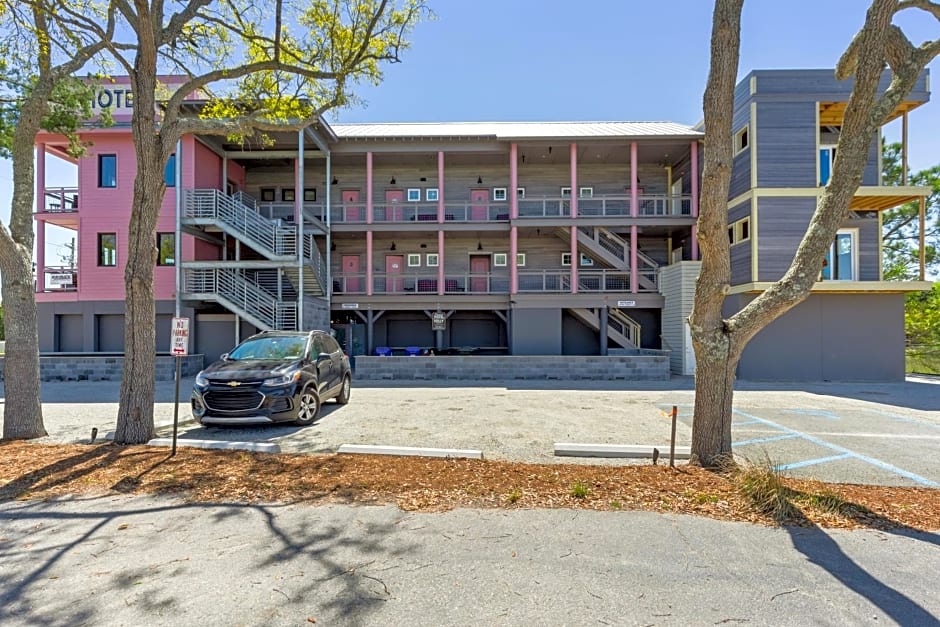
[228,336,307,360]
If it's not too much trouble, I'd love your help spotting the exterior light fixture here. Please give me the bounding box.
[477,176,483,184]
[331,177,338,185]
[390,242,397,251]
[390,177,396,185]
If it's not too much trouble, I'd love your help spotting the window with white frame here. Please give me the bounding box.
[407,188,421,202]
[822,229,858,281]
[734,125,749,155]
[492,187,507,202]
[493,253,508,267]
[425,253,439,267]
[426,188,439,202]
[728,217,751,246]
[579,187,594,198]
[516,253,526,267]
[561,252,572,266]
[407,253,421,267]
[560,186,571,198]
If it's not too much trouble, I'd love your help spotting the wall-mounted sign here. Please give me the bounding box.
[431,311,446,331]
[617,300,636,307]
[49,273,75,286]
[341,303,359,309]
[92,88,135,111]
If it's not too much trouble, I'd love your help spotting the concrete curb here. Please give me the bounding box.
[555,443,691,459]
[338,444,483,460]
[104,418,197,442]
[147,438,281,454]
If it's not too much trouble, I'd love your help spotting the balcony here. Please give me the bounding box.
[328,194,693,224]
[39,266,78,292]
[36,187,80,227]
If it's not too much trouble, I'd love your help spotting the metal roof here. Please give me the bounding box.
[329,121,701,141]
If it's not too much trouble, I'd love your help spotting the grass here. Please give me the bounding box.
[731,454,797,522]
[506,489,522,504]
[570,481,590,499]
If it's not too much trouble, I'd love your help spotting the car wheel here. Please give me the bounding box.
[335,374,351,405]
[294,386,321,426]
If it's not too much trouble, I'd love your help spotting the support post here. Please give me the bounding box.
[171,356,182,457]
[175,138,183,318]
[510,143,519,294]
[570,143,578,295]
[669,405,678,468]
[326,150,332,299]
[691,140,700,260]
[366,152,374,296]
[296,131,304,329]
[920,195,926,281]
[599,306,609,356]
[438,151,445,295]
[902,112,909,186]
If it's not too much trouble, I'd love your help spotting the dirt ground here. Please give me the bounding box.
[2,441,937,532]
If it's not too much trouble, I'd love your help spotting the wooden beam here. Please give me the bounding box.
[920,195,926,281]
[902,112,909,185]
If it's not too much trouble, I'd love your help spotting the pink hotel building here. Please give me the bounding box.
[32,70,932,380]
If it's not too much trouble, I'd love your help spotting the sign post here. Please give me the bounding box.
[170,317,190,456]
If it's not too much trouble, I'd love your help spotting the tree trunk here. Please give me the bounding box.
[114,38,164,445]
[0,92,48,440]
[690,331,740,467]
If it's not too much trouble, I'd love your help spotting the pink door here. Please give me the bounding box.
[385,255,404,293]
[470,188,489,221]
[386,189,404,222]
[343,190,361,222]
[342,255,360,293]
[470,255,490,292]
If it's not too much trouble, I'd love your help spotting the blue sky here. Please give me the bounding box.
[3,0,939,259]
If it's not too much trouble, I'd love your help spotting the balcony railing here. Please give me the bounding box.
[39,266,78,292]
[333,268,657,294]
[39,187,79,213]
[518,194,693,218]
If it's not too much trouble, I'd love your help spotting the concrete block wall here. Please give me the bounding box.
[0,354,205,382]
[353,355,670,381]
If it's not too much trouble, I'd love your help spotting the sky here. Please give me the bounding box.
[2,0,939,262]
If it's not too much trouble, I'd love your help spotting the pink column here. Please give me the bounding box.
[366,152,373,295]
[691,140,700,261]
[36,220,45,292]
[36,143,46,211]
[570,143,578,294]
[510,144,518,293]
[437,151,445,223]
[630,142,638,292]
[438,231,445,295]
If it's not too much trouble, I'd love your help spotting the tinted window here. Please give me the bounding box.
[228,336,306,360]
[157,233,175,266]
[98,233,117,266]
[98,154,117,188]
[165,154,176,187]
[320,335,341,354]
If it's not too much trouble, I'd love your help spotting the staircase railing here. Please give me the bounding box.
[184,189,297,258]
[609,308,642,347]
[592,227,660,269]
[183,267,297,330]
[303,233,327,289]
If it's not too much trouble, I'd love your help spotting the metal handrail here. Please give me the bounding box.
[183,267,297,330]
[184,189,297,258]
[609,308,642,346]
[40,187,80,213]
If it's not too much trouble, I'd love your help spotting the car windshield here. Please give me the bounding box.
[227,336,307,361]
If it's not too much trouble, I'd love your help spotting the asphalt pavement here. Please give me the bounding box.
[1,494,938,626]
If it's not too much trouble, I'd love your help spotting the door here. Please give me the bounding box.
[309,335,333,396]
[822,229,856,281]
[470,255,490,292]
[341,255,361,293]
[386,254,404,292]
[470,189,489,221]
[386,189,404,222]
[343,190,361,222]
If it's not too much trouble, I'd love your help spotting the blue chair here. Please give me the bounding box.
[375,346,392,357]
[405,346,421,357]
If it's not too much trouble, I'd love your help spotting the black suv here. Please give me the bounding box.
[191,330,351,426]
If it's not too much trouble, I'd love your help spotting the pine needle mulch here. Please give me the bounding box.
[1,441,937,532]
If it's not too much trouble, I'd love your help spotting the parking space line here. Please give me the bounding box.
[783,409,841,420]
[775,453,852,472]
[732,434,800,447]
[732,419,763,426]
[732,409,939,488]
[860,408,940,432]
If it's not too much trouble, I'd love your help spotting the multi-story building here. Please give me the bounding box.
[32,69,932,380]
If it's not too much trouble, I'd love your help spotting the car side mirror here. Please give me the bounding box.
[317,352,331,362]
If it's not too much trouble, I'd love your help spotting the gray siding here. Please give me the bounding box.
[728,201,750,223]
[845,215,881,281]
[757,196,817,281]
[659,261,700,375]
[730,243,752,285]
[731,293,905,381]
[755,102,817,187]
[749,69,928,102]
[562,311,599,355]
[55,315,83,352]
[728,101,752,199]
[862,134,880,186]
[512,308,561,355]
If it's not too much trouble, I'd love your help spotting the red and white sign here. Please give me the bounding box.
[171,317,190,356]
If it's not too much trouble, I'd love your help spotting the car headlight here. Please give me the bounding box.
[263,371,302,387]
[194,372,210,388]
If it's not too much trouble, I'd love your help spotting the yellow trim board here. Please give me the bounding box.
[749,102,758,189]
[728,281,933,295]
[750,196,759,282]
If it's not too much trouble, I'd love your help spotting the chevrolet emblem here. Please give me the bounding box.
[226,381,241,387]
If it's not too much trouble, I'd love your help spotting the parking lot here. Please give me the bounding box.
[7,375,940,487]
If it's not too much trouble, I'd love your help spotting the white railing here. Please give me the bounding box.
[518,194,693,218]
[576,270,632,292]
[184,189,297,258]
[183,267,297,330]
[517,270,569,292]
[303,233,327,289]
[609,308,642,346]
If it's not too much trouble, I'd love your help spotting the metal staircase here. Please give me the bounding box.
[183,267,298,331]
[569,307,642,349]
[184,189,297,260]
[558,227,659,291]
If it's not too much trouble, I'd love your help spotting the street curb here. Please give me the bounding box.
[554,443,692,459]
[338,444,483,459]
[146,438,281,454]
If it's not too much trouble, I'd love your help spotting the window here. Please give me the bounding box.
[260,188,275,202]
[407,253,421,267]
[164,154,176,187]
[426,188,439,202]
[426,253,439,267]
[516,253,526,267]
[493,253,508,267]
[822,229,857,281]
[734,126,749,154]
[517,187,526,199]
[579,186,594,198]
[98,233,117,266]
[156,233,175,266]
[561,252,572,266]
[303,188,317,202]
[492,187,507,202]
[281,188,295,202]
[98,154,117,188]
[580,253,594,266]
[560,186,571,198]
[728,217,751,246]
[407,188,421,202]
[820,145,837,185]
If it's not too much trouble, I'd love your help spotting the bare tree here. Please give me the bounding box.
[0,0,112,439]
[690,0,940,466]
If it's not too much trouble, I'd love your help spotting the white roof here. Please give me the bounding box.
[330,121,700,141]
